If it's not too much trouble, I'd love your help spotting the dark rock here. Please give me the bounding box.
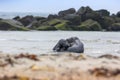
[35,16,46,21]
[58,8,76,17]
[114,17,120,23]
[0,18,2,20]
[116,11,120,17]
[19,15,36,26]
[31,18,48,29]
[13,16,20,20]
[77,6,93,15]
[108,23,120,31]
[30,21,42,29]
[63,14,81,25]
[99,16,115,29]
[53,37,84,53]
[77,6,102,21]
[48,14,59,20]
[47,19,62,26]
[96,9,110,16]
[26,20,38,29]
[78,19,102,31]
[111,14,120,23]
[0,19,29,30]
[85,11,102,21]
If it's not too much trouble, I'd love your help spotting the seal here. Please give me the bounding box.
[53,37,84,53]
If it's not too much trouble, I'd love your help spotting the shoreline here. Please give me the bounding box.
[0,6,120,31]
[0,53,120,80]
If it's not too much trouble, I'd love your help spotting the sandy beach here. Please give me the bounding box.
[0,53,120,80]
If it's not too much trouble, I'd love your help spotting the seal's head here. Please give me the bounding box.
[66,37,79,43]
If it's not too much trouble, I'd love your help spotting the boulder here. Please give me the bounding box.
[0,19,29,31]
[35,16,46,21]
[19,15,36,26]
[98,16,115,29]
[48,14,59,20]
[114,17,120,23]
[53,37,84,53]
[63,14,81,25]
[13,16,20,20]
[58,8,76,17]
[96,9,110,16]
[108,23,120,31]
[31,18,48,29]
[77,6,102,21]
[78,19,102,31]
[76,6,93,15]
[54,20,71,30]
[85,11,102,21]
[42,19,71,30]
[47,19,62,26]
[26,20,38,29]
[116,11,120,17]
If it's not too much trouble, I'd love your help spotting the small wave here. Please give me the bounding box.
[11,39,42,42]
[0,38,55,42]
[82,39,100,43]
[106,40,120,44]
[0,38,41,42]
[0,39,8,41]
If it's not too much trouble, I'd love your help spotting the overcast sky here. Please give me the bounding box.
[0,0,119,14]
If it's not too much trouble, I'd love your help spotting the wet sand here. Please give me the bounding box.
[0,53,120,80]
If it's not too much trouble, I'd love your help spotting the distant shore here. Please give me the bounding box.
[0,6,120,31]
[0,53,120,80]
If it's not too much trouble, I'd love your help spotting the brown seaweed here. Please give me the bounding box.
[14,53,39,61]
[89,67,120,77]
[98,54,119,59]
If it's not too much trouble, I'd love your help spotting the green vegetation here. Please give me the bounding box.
[37,26,56,31]
[55,22,70,30]
[0,19,29,31]
[78,19,102,31]
[48,19,61,26]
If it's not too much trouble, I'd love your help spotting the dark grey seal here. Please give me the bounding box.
[53,37,84,53]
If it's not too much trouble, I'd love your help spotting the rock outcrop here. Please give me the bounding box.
[19,15,36,26]
[78,19,102,31]
[58,8,76,17]
[108,23,120,31]
[0,6,120,31]
[116,11,120,17]
[0,19,29,31]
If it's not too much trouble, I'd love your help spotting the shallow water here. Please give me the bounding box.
[0,31,120,57]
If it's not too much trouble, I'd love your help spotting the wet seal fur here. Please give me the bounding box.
[53,37,84,53]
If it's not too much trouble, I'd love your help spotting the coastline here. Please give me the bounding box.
[0,6,120,31]
[0,53,120,80]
